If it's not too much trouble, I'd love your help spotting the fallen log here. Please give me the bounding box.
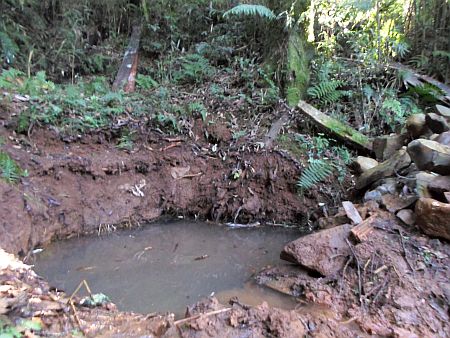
[112,24,142,92]
[297,100,372,153]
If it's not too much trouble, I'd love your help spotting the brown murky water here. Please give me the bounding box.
[33,221,300,317]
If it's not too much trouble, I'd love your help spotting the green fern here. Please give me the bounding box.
[432,50,450,60]
[307,80,346,105]
[0,152,27,184]
[297,159,334,191]
[223,4,276,20]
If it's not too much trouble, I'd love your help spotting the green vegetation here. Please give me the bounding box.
[0,0,447,194]
[0,152,28,184]
[297,159,334,192]
[0,318,41,338]
[293,134,354,193]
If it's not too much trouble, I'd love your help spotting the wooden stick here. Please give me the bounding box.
[173,308,231,326]
[68,280,94,303]
[69,299,86,336]
[160,142,182,152]
[346,239,363,304]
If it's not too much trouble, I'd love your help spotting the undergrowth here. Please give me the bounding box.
[0,151,28,184]
[294,134,353,193]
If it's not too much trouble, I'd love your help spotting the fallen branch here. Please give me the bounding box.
[346,238,363,304]
[397,229,415,273]
[160,142,182,152]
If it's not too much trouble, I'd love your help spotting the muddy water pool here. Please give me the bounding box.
[33,221,300,317]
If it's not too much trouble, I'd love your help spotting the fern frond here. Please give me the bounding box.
[432,50,450,60]
[307,80,346,105]
[224,5,276,20]
[297,159,334,191]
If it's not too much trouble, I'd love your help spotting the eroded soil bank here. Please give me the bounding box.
[0,124,321,257]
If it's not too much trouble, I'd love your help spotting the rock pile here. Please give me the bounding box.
[354,103,450,241]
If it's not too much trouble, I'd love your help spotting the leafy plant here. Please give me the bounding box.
[116,130,135,151]
[173,54,215,84]
[0,31,19,65]
[0,152,28,184]
[307,80,347,105]
[136,74,159,90]
[297,159,334,192]
[223,4,276,20]
[188,102,208,121]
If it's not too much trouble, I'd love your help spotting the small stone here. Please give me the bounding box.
[353,156,379,174]
[342,201,363,224]
[364,190,383,202]
[406,113,428,138]
[376,178,399,195]
[415,198,450,241]
[407,139,450,175]
[396,209,416,226]
[426,113,449,134]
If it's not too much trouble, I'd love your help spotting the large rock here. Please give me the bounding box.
[406,113,428,138]
[433,131,450,146]
[436,104,450,119]
[353,156,379,174]
[356,148,411,190]
[415,198,450,241]
[428,175,450,201]
[280,224,352,276]
[415,172,438,198]
[373,134,408,161]
[380,194,417,213]
[407,139,450,175]
[425,113,449,134]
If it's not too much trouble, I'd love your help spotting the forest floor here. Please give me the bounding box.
[1,45,450,336]
[1,92,449,337]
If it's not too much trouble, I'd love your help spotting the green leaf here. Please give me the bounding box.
[224,5,276,20]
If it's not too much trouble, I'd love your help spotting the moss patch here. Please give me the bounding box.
[286,29,310,106]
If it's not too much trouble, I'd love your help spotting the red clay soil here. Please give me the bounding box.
[0,123,322,256]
